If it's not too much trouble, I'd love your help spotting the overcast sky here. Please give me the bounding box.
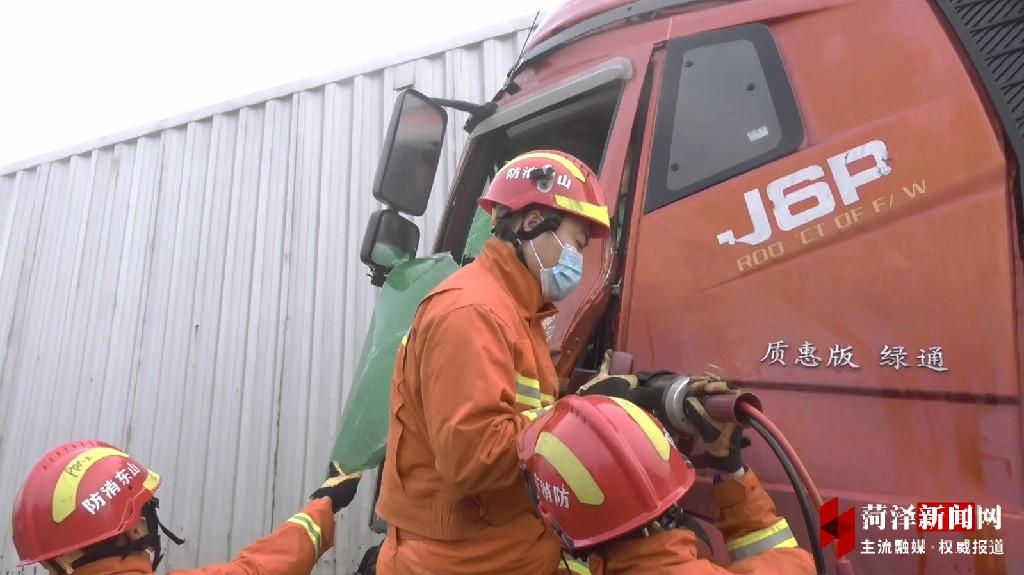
[0,0,561,168]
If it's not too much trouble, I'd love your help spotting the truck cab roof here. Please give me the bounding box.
[524,0,736,70]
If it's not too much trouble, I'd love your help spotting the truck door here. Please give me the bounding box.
[620,2,1019,573]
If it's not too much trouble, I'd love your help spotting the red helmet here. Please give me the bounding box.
[517,395,696,550]
[478,150,611,239]
[12,440,162,565]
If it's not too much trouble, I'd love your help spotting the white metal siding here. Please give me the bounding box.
[0,23,530,575]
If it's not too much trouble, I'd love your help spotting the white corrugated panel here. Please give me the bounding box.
[0,20,533,575]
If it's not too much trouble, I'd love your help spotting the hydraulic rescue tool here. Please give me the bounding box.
[590,351,854,575]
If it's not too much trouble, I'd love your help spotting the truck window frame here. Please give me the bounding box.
[437,61,632,262]
[645,23,803,213]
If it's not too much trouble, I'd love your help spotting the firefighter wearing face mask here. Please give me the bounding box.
[373,150,611,575]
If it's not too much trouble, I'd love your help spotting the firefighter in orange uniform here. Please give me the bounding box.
[11,440,361,575]
[373,150,612,575]
[518,390,816,575]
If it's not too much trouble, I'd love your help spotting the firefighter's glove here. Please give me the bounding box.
[309,461,362,513]
[577,375,639,398]
[683,374,745,473]
[577,350,639,399]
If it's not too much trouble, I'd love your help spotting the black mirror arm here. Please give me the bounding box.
[364,266,387,288]
[432,98,496,119]
[431,99,497,133]
[368,266,388,288]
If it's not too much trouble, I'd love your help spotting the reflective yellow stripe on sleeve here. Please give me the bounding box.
[515,373,543,408]
[726,518,798,561]
[521,405,552,421]
[287,512,323,556]
[560,554,593,574]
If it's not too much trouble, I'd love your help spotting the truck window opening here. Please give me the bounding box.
[456,81,623,263]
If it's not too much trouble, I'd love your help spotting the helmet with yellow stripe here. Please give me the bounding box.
[12,440,163,568]
[478,150,611,240]
[516,395,696,551]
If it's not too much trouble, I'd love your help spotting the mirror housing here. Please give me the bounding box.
[372,89,448,216]
[361,209,420,286]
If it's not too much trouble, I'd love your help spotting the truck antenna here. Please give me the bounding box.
[499,10,542,99]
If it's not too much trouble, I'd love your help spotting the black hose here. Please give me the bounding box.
[749,418,828,575]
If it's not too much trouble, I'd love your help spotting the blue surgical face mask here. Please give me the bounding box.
[531,232,583,302]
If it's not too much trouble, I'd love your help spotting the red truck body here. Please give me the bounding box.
[417,1,1023,572]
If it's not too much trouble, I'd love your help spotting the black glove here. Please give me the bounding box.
[681,374,745,474]
[356,545,380,575]
[576,353,675,412]
[577,375,638,398]
[577,350,640,398]
[309,461,361,513]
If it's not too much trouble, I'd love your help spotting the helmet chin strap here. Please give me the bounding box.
[56,499,186,574]
[144,498,186,570]
[492,207,563,268]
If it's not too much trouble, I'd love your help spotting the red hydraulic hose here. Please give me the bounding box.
[738,401,855,575]
[702,392,853,574]
[740,403,823,509]
[703,393,824,507]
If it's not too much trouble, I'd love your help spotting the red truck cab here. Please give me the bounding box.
[361,1,1023,572]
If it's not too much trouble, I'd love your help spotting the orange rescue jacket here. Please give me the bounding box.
[375,238,561,541]
[71,498,335,575]
[590,470,815,574]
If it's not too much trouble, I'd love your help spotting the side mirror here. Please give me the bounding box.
[361,209,420,286]
[371,89,448,216]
